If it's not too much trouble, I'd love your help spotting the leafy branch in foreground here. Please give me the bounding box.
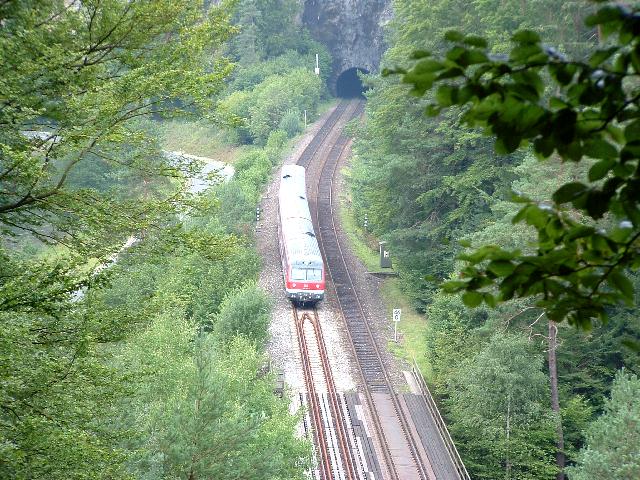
[0,0,235,253]
[391,1,640,328]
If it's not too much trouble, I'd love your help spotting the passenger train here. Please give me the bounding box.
[278,165,325,304]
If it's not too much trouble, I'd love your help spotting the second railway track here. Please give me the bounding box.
[310,100,432,480]
[289,99,465,480]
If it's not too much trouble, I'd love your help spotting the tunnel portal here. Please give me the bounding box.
[336,67,369,98]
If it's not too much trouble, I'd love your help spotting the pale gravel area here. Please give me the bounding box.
[258,104,356,394]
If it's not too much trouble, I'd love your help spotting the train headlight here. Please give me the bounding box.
[292,283,297,287]
[316,284,320,288]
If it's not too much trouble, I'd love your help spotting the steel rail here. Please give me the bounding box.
[298,101,350,169]
[308,307,358,480]
[293,305,334,480]
[314,123,401,480]
[294,306,358,480]
[314,100,431,480]
[280,101,362,480]
[302,100,374,480]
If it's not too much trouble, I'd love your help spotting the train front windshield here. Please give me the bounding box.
[291,268,322,281]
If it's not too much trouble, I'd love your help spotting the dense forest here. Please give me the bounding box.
[349,0,640,478]
[2,0,640,479]
[0,0,328,478]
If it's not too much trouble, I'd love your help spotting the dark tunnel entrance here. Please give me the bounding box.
[336,68,369,98]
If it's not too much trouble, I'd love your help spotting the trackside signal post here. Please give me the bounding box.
[379,241,392,268]
[393,308,401,342]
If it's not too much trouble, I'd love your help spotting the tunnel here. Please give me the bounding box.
[336,67,369,98]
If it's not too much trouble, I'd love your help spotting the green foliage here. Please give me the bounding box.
[211,181,256,234]
[247,69,323,144]
[231,0,263,65]
[279,109,304,137]
[397,1,640,327]
[0,0,235,252]
[446,334,557,479]
[1,0,312,476]
[567,370,640,480]
[556,307,640,411]
[235,149,273,200]
[349,3,640,477]
[0,307,132,479]
[220,68,323,145]
[153,119,232,159]
[229,0,321,62]
[220,5,329,147]
[230,49,331,92]
[213,284,272,347]
[265,130,289,163]
[116,314,310,480]
[424,293,484,386]
[348,0,589,309]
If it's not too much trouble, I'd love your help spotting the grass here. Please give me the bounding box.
[338,169,384,272]
[155,100,337,164]
[155,119,240,164]
[317,98,338,117]
[338,167,432,380]
[381,279,432,379]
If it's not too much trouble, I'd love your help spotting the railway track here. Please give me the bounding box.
[294,306,359,480]
[298,101,433,480]
[307,100,432,480]
[291,101,383,480]
[290,99,466,480]
[297,101,350,169]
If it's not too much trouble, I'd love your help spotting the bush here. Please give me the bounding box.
[213,284,271,347]
[217,90,253,144]
[248,69,322,143]
[265,130,288,165]
[220,67,323,145]
[279,109,303,138]
[234,149,272,202]
[212,182,254,234]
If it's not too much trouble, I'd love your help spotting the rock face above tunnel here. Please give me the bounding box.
[302,0,392,93]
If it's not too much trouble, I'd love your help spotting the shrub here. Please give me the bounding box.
[213,284,271,347]
[279,109,303,138]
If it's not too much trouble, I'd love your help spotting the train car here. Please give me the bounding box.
[278,165,325,304]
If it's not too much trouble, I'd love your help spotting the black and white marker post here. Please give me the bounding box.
[393,308,401,342]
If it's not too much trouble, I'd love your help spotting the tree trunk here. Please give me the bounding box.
[505,393,511,480]
[548,320,565,480]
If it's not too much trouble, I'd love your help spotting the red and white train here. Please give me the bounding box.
[278,164,325,304]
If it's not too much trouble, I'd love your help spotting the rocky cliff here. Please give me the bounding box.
[302,0,392,93]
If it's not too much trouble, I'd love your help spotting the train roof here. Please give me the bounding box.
[280,165,306,197]
[279,165,322,263]
[280,194,312,222]
[284,229,322,263]
[279,164,313,226]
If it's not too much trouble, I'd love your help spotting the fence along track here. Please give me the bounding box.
[313,100,432,480]
[412,361,470,480]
